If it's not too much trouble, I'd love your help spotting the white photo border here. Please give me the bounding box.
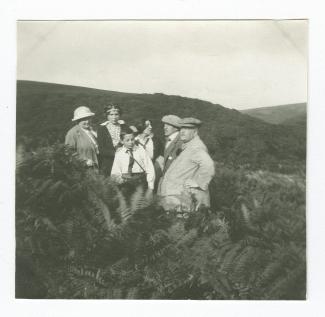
[1,0,324,316]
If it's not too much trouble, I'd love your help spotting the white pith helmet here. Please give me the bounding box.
[72,106,95,121]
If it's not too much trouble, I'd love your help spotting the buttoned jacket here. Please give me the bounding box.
[163,132,183,174]
[65,125,98,166]
[159,135,215,210]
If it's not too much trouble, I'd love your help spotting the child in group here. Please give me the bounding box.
[111,126,155,192]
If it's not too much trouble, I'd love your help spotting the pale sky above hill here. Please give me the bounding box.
[17,20,307,110]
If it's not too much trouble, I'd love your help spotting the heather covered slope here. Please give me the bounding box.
[17,80,305,171]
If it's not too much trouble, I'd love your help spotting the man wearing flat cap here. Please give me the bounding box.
[158,117,215,211]
[155,115,183,186]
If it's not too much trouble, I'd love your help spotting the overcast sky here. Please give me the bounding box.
[17,20,307,110]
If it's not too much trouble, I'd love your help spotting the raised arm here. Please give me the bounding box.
[143,149,156,190]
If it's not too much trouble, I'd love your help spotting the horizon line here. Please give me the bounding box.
[16,78,307,111]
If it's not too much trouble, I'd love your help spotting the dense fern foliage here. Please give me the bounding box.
[16,145,305,299]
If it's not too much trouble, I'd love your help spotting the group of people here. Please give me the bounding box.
[65,104,215,211]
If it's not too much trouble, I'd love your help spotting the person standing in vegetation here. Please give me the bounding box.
[161,115,183,174]
[158,117,215,211]
[155,115,182,184]
[65,106,99,168]
[111,126,155,195]
[134,118,163,161]
[97,104,124,176]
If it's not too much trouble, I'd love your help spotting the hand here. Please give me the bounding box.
[86,159,94,167]
[155,156,164,171]
[145,188,154,201]
[184,179,199,189]
[111,174,124,184]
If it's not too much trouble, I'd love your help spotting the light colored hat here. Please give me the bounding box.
[72,106,95,121]
[179,117,202,128]
[161,115,181,128]
[129,125,138,133]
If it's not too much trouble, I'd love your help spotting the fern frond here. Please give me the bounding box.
[264,263,306,299]
[210,273,234,299]
[88,189,113,229]
[231,246,259,282]
[256,258,285,288]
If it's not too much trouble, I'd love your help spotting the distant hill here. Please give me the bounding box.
[281,113,307,126]
[16,80,306,171]
[241,103,307,125]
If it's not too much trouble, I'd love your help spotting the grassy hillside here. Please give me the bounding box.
[17,80,306,171]
[281,113,307,126]
[241,103,307,125]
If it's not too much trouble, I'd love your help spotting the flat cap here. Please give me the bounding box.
[179,117,202,128]
[161,115,181,128]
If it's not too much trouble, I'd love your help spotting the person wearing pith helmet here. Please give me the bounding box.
[158,117,215,212]
[155,114,183,192]
[65,106,99,168]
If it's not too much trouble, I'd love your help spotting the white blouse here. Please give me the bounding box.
[136,135,154,160]
[100,121,121,147]
[111,145,155,189]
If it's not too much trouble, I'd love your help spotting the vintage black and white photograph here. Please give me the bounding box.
[15,20,307,300]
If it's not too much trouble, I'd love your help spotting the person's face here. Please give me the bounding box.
[163,123,178,137]
[143,120,152,136]
[180,127,197,143]
[107,109,120,124]
[78,117,92,129]
[122,133,135,149]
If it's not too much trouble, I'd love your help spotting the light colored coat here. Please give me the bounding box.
[158,135,215,210]
[65,125,98,167]
[154,132,182,190]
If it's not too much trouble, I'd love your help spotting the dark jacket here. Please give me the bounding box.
[97,125,116,176]
[163,132,183,174]
[152,135,164,161]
